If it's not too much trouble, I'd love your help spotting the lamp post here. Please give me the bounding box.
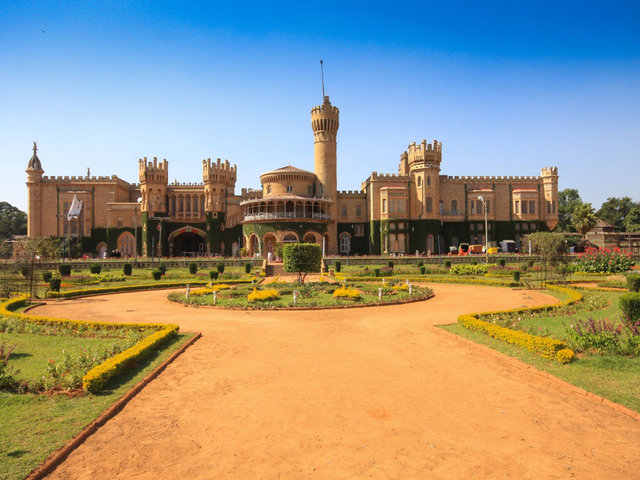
[134,197,142,264]
[478,195,488,264]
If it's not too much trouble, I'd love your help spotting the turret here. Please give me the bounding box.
[541,166,559,230]
[202,157,237,212]
[25,142,44,237]
[311,95,339,253]
[401,139,442,219]
[138,156,168,213]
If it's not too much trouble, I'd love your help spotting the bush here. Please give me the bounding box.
[527,259,535,267]
[445,260,451,269]
[49,276,61,292]
[373,268,380,277]
[627,273,640,292]
[123,263,133,276]
[620,293,640,322]
[151,269,163,281]
[334,261,341,273]
[244,262,252,274]
[556,348,575,364]
[499,259,506,267]
[283,243,322,283]
[450,264,489,275]
[420,266,426,275]
[90,263,102,274]
[157,263,167,275]
[59,264,72,276]
[387,260,394,269]
[42,271,53,282]
[333,286,361,300]
[217,263,225,274]
[513,271,521,282]
[577,247,634,273]
[247,288,279,302]
[209,270,219,280]
[417,260,424,267]
[189,262,198,275]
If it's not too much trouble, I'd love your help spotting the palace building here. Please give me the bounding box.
[26,96,559,257]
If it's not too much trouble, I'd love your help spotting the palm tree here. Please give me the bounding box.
[571,203,597,235]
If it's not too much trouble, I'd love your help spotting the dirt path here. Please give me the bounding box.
[32,284,640,479]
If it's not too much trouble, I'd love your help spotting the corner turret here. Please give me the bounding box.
[138,156,168,213]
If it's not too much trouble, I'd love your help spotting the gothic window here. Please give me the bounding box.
[286,185,293,193]
[451,199,458,214]
[342,205,347,218]
[417,176,422,187]
[339,233,351,254]
[382,198,387,213]
[529,201,536,214]
[426,234,434,253]
[354,224,364,236]
[356,204,362,217]
[522,201,528,214]
[426,197,433,213]
[427,176,431,187]
[267,185,272,194]
[515,200,519,214]
[486,200,491,214]
[439,200,444,215]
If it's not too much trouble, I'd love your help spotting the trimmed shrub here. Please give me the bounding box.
[420,266,426,275]
[20,266,31,277]
[217,263,225,274]
[556,348,575,364]
[451,264,489,275]
[244,262,252,274]
[373,268,380,277]
[247,288,279,302]
[445,260,452,269]
[620,292,640,322]
[333,286,361,300]
[90,263,102,274]
[49,277,61,292]
[527,259,535,267]
[334,261,341,273]
[417,260,424,267]
[189,262,198,275]
[513,271,521,282]
[209,270,219,280]
[59,264,72,276]
[387,260,394,269]
[123,263,133,276]
[499,259,506,267]
[627,273,640,292]
[283,243,322,283]
[157,263,167,275]
[42,271,53,282]
[151,269,163,280]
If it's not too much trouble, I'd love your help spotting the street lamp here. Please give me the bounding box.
[134,197,142,263]
[478,195,488,264]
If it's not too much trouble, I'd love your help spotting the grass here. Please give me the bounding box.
[0,333,132,384]
[0,332,195,480]
[441,289,640,413]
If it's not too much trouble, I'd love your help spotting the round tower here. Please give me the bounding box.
[311,95,339,253]
[25,141,44,237]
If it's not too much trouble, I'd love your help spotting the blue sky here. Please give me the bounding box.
[2,1,639,212]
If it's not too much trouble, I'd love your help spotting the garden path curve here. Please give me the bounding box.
[32,284,640,479]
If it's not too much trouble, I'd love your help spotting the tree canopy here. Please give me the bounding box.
[597,197,640,232]
[0,201,27,257]
[282,243,322,283]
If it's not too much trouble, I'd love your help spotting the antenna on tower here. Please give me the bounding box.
[320,59,325,99]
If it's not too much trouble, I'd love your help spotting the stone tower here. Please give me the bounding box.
[400,139,442,219]
[138,157,168,214]
[25,142,44,237]
[311,95,339,253]
[541,166,559,230]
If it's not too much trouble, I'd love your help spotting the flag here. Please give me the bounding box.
[67,194,83,221]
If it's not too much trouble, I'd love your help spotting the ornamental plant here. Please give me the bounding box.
[450,264,489,275]
[620,292,640,322]
[626,273,640,292]
[334,261,341,273]
[217,263,225,274]
[59,264,72,276]
[332,286,361,300]
[283,243,321,283]
[151,269,163,280]
[244,262,252,274]
[157,263,167,275]
[123,263,133,276]
[209,270,219,280]
[247,288,279,302]
[577,247,634,273]
[90,263,102,274]
[189,262,198,274]
[190,284,231,296]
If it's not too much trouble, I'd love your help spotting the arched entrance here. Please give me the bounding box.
[263,233,277,256]
[169,226,206,257]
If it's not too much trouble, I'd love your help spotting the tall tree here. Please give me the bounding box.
[557,188,583,232]
[597,196,640,231]
[572,202,597,235]
[0,202,27,258]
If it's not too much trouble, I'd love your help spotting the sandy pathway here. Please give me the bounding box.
[32,284,640,479]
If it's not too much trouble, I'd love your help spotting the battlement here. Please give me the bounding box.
[369,172,409,181]
[337,190,366,197]
[541,166,558,177]
[138,157,168,183]
[167,181,204,187]
[311,96,339,134]
[41,174,128,184]
[203,157,237,183]
[444,175,541,183]
[404,139,442,168]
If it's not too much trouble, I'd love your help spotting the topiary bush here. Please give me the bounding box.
[334,261,341,273]
[445,260,451,269]
[417,260,424,267]
[283,243,322,283]
[217,263,225,274]
[620,292,640,322]
[42,271,53,282]
[373,268,381,277]
[209,270,219,280]
[626,273,640,292]
[90,263,102,274]
[244,262,252,274]
[123,263,133,276]
[527,259,535,267]
[59,264,72,276]
[420,266,426,275]
[387,260,394,269]
[157,263,167,275]
[49,276,61,292]
[513,271,521,282]
[151,269,163,281]
[499,259,506,267]
[189,262,198,275]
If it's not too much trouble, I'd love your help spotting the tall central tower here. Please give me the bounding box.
[311,95,339,253]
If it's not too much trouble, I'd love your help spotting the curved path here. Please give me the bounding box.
[32,284,640,479]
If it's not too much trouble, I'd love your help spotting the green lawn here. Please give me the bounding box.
[0,332,195,480]
[441,289,640,413]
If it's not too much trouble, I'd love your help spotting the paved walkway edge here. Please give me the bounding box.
[432,325,640,422]
[25,331,203,480]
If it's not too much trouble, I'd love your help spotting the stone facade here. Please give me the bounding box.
[25,96,559,257]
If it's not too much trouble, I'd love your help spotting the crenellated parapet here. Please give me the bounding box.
[337,190,366,198]
[311,96,339,140]
[138,156,168,184]
[202,157,237,184]
[369,172,409,181]
[403,139,442,170]
[445,175,540,183]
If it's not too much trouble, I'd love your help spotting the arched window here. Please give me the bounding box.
[439,200,444,215]
[426,197,433,213]
[339,232,351,254]
[427,176,431,187]
[451,199,458,214]
[118,232,135,257]
[417,176,422,187]
[356,204,362,217]
[426,234,434,254]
